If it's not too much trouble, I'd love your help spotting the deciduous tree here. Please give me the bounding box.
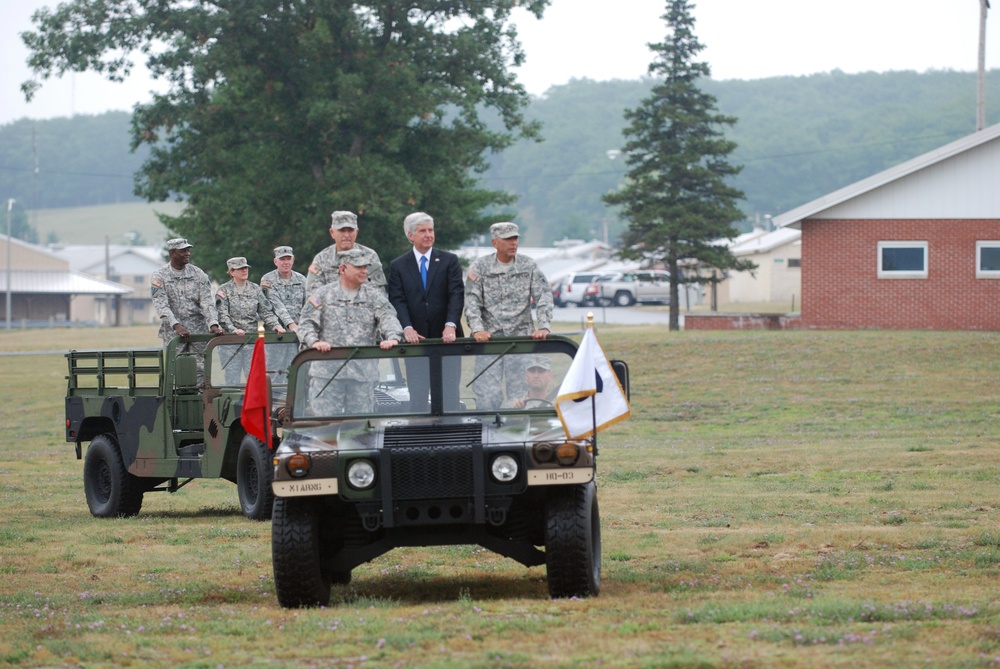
[602,0,753,331]
[22,1,547,276]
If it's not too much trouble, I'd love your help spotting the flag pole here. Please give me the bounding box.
[586,311,598,456]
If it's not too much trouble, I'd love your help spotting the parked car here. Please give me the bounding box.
[597,270,672,307]
[553,272,604,307]
[582,273,622,307]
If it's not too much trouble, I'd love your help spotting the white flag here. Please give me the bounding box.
[555,328,631,439]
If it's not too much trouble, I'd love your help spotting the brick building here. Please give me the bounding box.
[773,123,1000,330]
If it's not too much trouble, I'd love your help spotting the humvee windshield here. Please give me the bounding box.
[207,339,301,388]
[292,346,576,419]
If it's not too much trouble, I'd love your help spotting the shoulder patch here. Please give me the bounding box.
[260,279,272,288]
[467,269,479,283]
[308,263,321,276]
[308,295,323,309]
[150,277,163,288]
[216,288,227,299]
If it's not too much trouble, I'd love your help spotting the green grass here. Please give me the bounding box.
[0,326,998,667]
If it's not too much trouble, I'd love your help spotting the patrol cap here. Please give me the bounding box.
[490,222,519,239]
[166,238,193,251]
[527,356,552,371]
[338,248,368,267]
[331,211,358,230]
[273,245,294,258]
[226,256,250,270]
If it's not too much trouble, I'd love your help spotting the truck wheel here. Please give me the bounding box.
[613,291,635,307]
[237,435,274,521]
[272,497,332,608]
[83,434,143,518]
[544,481,601,598]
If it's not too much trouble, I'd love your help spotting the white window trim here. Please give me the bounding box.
[976,241,1000,279]
[877,241,927,279]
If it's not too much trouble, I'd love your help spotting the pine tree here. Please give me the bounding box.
[603,0,754,331]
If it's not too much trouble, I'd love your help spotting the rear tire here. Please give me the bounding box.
[237,435,274,520]
[272,497,332,608]
[545,481,601,598]
[83,434,143,518]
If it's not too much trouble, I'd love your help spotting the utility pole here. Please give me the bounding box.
[5,199,14,330]
[978,0,990,131]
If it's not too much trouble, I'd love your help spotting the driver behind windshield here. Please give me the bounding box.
[504,356,557,408]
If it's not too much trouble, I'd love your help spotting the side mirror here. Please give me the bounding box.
[611,360,630,402]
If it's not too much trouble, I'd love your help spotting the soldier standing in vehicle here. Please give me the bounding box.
[305,211,387,295]
[260,245,306,334]
[297,248,404,415]
[464,222,553,409]
[150,237,223,384]
[216,257,286,384]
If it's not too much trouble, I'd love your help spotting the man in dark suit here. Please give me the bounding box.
[388,212,466,411]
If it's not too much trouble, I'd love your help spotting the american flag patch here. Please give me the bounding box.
[309,263,321,275]
[467,269,479,282]
[308,295,323,308]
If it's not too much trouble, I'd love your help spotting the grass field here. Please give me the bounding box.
[0,325,998,668]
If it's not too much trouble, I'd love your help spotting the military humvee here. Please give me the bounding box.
[269,334,629,605]
[64,332,299,520]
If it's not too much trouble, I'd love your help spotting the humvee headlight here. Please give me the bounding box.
[286,453,311,478]
[490,454,519,483]
[532,442,555,463]
[555,442,580,466]
[346,459,376,490]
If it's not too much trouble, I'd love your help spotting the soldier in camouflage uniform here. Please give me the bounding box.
[464,222,554,410]
[298,248,404,415]
[260,245,306,333]
[215,257,286,384]
[305,210,387,295]
[150,238,223,385]
[215,257,285,335]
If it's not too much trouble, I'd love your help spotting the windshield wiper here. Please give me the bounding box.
[315,348,360,398]
[466,342,518,389]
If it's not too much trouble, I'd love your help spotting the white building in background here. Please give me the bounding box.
[716,226,802,308]
[48,243,164,325]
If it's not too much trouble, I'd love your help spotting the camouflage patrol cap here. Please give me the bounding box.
[490,222,519,239]
[273,245,294,258]
[166,238,193,251]
[338,248,368,267]
[527,356,552,371]
[331,211,359,230]
[226,256,250,270]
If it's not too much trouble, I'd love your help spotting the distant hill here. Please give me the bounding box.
[31,201,182,246]
[3,69,1000,247]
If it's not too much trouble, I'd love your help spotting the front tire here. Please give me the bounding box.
[272,497,332,608]
[545,481,601,598]
[237,435,274,520]
[83,434,143,518]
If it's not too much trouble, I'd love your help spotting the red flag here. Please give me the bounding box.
[241,337,271,448]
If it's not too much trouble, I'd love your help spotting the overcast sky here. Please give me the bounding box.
[2,0,997,126]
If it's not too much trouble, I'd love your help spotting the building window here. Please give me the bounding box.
[976,241,1000,279]
[877,241,927,279]
[787,258,801,268]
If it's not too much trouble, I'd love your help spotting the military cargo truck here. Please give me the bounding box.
[269,334,629,605]
[65,333,299,520]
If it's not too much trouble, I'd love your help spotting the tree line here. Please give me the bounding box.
[2,69,998,248]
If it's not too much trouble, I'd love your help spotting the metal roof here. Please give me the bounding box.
[774,122,1000,229]
[0,270,133,295]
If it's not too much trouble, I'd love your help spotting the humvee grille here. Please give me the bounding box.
[384,423,482,500]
